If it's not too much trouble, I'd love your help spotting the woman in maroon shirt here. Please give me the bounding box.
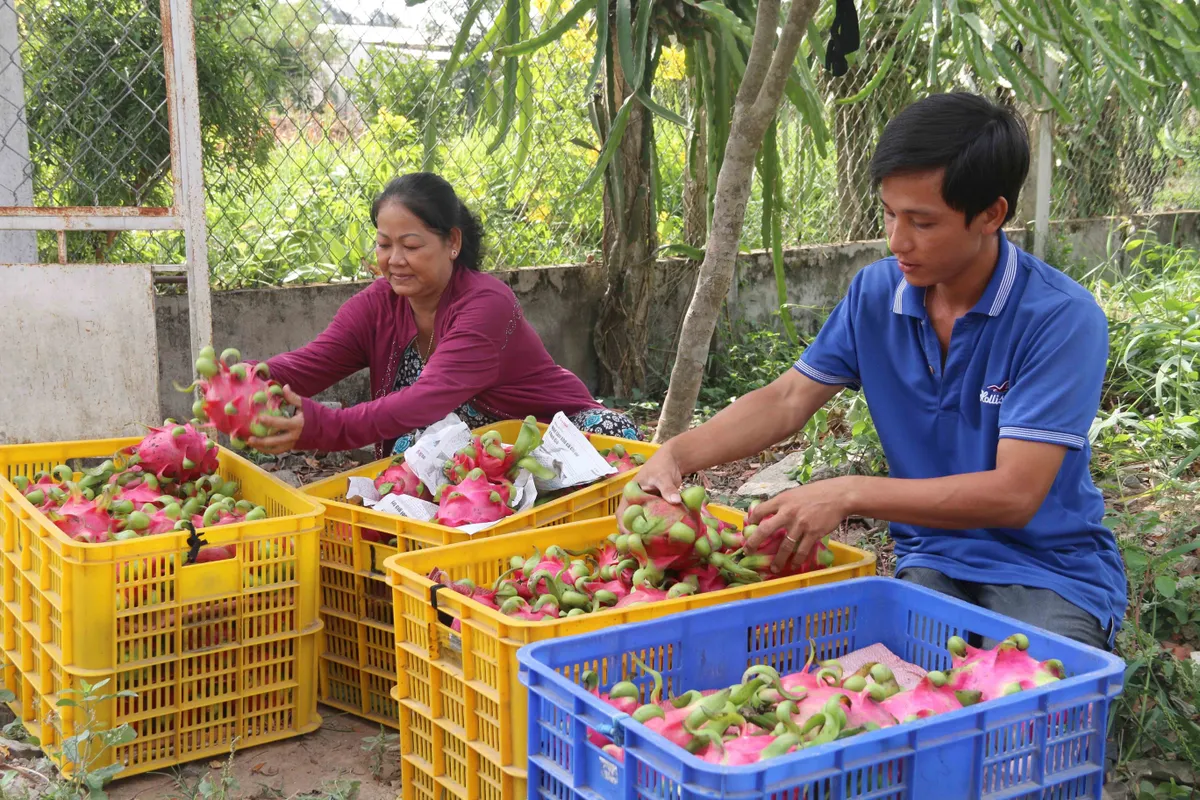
[250,173,639,459]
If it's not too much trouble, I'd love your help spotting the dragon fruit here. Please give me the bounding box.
[879,671,965,722]
[178,346,291,449]
[374,458,432,501]
[738,521,835,577]
[944,634,1064,702]
[435,468,515,528]
[14,471,67,511]
[676,564,729,594]
[443,417,555,483]
[613,586,671,609]
[615,481,711,583]
[122,422,218,483]
[49,490,115,543]
[695,730,786,765]
[599,444,646,474]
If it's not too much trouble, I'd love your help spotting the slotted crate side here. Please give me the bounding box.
[305,421,657,726]
[384,509,876,774]
[0,438,325,777]
[518,577,1125,800]
[1,616,323,778]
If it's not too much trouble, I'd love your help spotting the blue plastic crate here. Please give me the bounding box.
[517,577,1125,800]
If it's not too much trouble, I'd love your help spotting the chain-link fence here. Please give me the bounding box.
[4,0,1198,284]
[1,0,186,263]
[193,0,609,288]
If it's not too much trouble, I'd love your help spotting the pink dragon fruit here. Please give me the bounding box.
[122,422,219,483]
[178,346,291,449]
[695,730,786,765]
[676,564,729,595]
[879,671,965,722]
[435,468,515,528]
[613,586,671,609]
[592,537,636,583]
[443,417,555,483]
[14,472,66,511]
[738,514,835,577]
[599,444,646,474]
[117,504,184,538]
[615,481,711,582]
[374,458,432,501]
[50,491,115,543]
[945,634,1064,702]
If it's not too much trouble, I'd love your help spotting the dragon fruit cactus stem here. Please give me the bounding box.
[177,346,292,450]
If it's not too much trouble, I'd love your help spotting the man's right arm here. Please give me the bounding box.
[638,370,842,502]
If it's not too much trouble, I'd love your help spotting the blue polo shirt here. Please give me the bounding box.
[795,231,1126,646]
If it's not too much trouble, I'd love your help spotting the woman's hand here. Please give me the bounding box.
[247,385,306,455]
[633,447,685,504]
[745,477,853,573]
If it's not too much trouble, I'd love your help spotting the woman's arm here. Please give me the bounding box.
[261,289,373,398]
[290,290,514,452]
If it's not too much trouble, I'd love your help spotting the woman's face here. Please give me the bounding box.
[374,200,461,301]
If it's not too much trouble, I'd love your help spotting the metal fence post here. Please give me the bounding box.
[1032,54,1059,262]
[162,0,213,364]
[0,0,36,263]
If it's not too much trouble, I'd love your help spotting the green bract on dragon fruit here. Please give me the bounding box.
[585,633,1065,764]
[11,419,268,555]
[424,481,841,625]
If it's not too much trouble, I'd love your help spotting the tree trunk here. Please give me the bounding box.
[654,0,820,441]
[682,42,709,248]
[593,61,658,398]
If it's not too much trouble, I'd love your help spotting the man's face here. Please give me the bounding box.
[880,168,1005,289]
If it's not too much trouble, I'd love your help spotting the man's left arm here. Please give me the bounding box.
[749,300,1109,572]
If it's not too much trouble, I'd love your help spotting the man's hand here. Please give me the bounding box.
[633,447,685,505]
[247,385,306,455]
[745,477,851,573]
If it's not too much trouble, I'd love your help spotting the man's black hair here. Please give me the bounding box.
[869,92,1030,225]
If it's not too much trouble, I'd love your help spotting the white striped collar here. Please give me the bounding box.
[890,231,1018,319]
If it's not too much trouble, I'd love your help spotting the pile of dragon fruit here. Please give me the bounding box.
[12,421,266,545]
[586,633,1065,764]
[426,480,837,621]
[369,415,554,527]
[367,414,649,530]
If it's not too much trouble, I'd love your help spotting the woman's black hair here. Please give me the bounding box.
[369,172,485,270]
[869,92,1030,226]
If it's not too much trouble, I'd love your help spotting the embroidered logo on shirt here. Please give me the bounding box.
[980,380,1009,406]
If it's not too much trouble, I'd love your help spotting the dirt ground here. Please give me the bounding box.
[0,705,400,800]
[105,707,401,800]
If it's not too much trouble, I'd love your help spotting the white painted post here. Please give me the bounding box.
[163,0,213,365]
[1032,53,1059,261]
[0,0,38,263]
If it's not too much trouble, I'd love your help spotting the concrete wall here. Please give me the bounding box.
[156,210,1200,420]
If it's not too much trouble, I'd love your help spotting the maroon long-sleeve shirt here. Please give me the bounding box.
[265,268,603,456]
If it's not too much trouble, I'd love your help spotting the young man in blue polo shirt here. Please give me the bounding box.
[638,92,1126,651]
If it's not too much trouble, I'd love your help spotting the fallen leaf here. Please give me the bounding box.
[0,743,9,760]
[209,760,224,769]
[251,762,279,776]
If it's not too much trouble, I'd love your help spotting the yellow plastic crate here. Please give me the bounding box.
[383,506,877,796]
[302,420,657,728]
[0,437,325,778]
